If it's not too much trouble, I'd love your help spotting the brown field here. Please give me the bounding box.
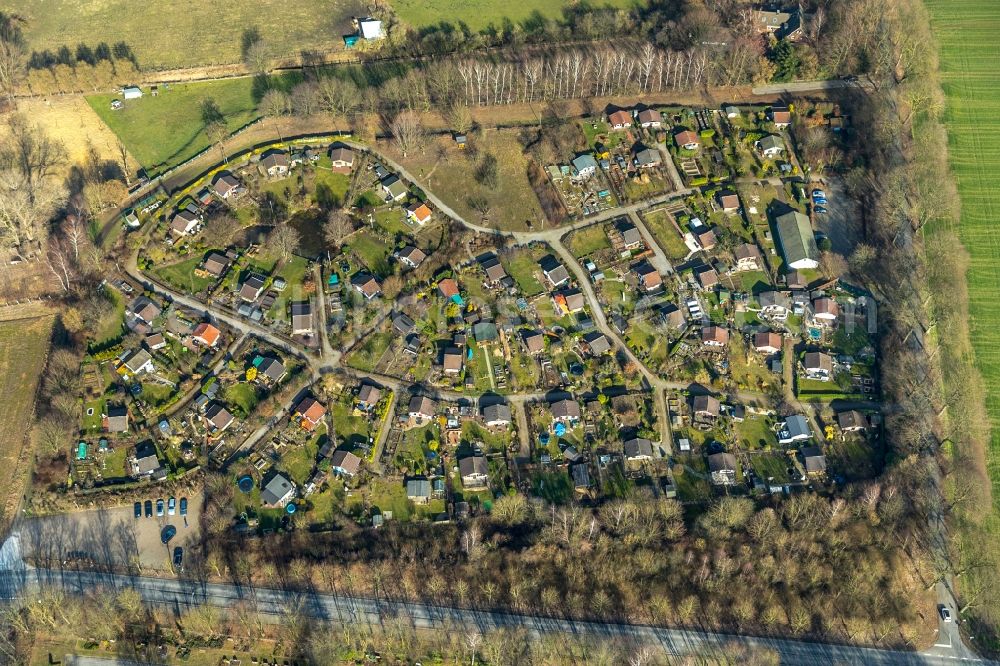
[18,96,138,176]
[383,130,548,232]
[0,315,55,532]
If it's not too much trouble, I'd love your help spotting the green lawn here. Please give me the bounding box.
[346,331,393,372]
[149,256,216,294]
[281,427,323,485]
[641,209,690,260]
[568,225,611,258]
[224,382,259,417]
[348,231,393,277]
[372,207,416,238]
[313,167,351,208]
[87,79,258,175]
[626,320,670,367]
[504,251,545,297]
[81,398,106,433]
[330,400,373,449]
[92,290,125,347]
[393,0,640,31]
[750,453,792,484]
[269,256,311,321]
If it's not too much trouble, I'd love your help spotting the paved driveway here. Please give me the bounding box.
[20,499,200,572]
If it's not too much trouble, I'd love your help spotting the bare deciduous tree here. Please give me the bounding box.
[267,222,300,261]
[389,110,423,157]
[259,89,290,142]
[323,208,353,250]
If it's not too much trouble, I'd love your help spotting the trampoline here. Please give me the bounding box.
[237,475,254,493]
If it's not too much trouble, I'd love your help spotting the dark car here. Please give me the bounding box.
[179,497,188,516]
[144,500,153,518]
[173,547,183,571]
[156,498,164,516]
[161,525,177,544]
[134,502,142,519]
[814,205,828,214]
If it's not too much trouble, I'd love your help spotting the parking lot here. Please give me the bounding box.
[19,495,200,572]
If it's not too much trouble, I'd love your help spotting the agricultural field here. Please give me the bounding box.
[386,131,547,232]
[927,0,1000,635]
[392,0,640,31]
[0,316,54,532]
[10,0,361,70]
[87,78,259,175]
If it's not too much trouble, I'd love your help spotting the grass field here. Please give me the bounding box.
[149,256,216,294]
[393,0,639,32]
[87,79,258,175]
[387,132,546,232]
[641,209,690,260]
[926,0,1000,641]
[0,316,54,531]
[567,225,611,258]
[11,0,360,70]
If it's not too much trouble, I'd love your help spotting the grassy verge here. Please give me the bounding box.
[0,316,55,531]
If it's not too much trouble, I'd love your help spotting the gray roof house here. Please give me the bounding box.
[482,403,512,427]
[582,331,612,355]
[777,415,812,445]
[132,441,161,478]
[104,403,129,433]
[800,446,827,475]
[756,134,784,157]
[708,452,738,485]
[572,154,598,177]
[624,437,654,460]
[406,478,432,503]
[633,147,662,168]
[291,301,314,334]
[459,456,489,488]
[408,395,437,421]
[539,255,570,288]
[551,398,582,423]
[775,211,819,270]
[331,449,362,477]
[261,473,296,507]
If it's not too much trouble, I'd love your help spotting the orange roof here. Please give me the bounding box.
[608,110,632,126]
[192,322,220,346]
[408,202,432,223]
[296,397,326,427]
[438,278,460,298]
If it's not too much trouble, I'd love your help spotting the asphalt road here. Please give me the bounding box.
[0,561,990,666]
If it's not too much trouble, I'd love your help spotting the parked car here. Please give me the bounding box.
[168,497,176,516]
[144,500,153,517]
[180,497,188,516]
[134,502,142,519]
[161,525,176,544]
[173,547,184,571]
[940,605,953,622]
[156,498,164,517]
[814,205,828,214]
[812,188,826,198]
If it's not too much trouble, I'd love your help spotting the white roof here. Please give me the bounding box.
[359,18,383,40]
